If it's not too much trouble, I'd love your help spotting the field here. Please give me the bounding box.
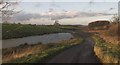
[2,23,64,39]
[2,25,83,63]
[2,22,120,63]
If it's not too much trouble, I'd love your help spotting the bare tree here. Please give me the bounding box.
[111,14,120,23]
[0,0,21,23]
[0,0,21,11]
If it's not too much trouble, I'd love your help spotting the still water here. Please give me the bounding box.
[2,33,73,48]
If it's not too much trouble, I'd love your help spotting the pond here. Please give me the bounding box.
[2,33,73,48]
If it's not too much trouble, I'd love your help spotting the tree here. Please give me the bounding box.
[0,0,21,23]
[111,14,120,23]
[54,20,60,26]
[0,0,20,11]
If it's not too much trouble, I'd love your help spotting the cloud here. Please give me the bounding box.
[13,11,109,22]
[13,12,41,21]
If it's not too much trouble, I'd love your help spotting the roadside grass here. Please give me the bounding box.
[4,38,82,63]
[107,23,120,36]
[93,35,120,63]
[2,24,64,39]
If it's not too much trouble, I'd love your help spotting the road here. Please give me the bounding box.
[47,31,101,63]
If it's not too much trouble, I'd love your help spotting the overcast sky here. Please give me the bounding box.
[4,0,119,25]
[15,2,118,14]
[9,0,120,2]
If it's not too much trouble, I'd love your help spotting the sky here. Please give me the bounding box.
[3,0,119,25]
[16,2,118,14]
[8,0,120,2]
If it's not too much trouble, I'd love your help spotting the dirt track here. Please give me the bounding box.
[47,31,101,63]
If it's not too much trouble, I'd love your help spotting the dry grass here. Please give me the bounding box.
[93,36,119,63]
[2,43,48,63]
[88,22,120,63]
[87,19,120,63]
[94,46,118,63]
[2,38,82,63]
[88,23,119,45]
[108,23,119,36]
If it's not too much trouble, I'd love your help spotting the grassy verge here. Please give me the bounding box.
[93,35,120,63]
[2,24,64,39]
[4,38,82,63]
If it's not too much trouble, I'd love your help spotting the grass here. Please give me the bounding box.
[107,23,119,36]
[5,38,82,63]
[2,24,83,63]
[2,23,64,39]
[93,35,120,63]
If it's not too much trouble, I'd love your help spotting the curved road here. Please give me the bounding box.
[47,31,101,63]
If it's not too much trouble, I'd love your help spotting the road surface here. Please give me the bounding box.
[47,31,101,63]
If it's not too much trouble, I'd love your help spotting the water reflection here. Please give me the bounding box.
[2,33,73,48]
